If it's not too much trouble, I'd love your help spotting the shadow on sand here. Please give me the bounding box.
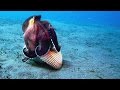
[24,57,72,70]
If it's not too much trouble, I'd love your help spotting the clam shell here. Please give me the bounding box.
[40,51,62,69]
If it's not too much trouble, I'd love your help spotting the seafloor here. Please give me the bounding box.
[0,18,120,79]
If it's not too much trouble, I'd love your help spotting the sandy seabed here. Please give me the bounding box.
[0,19,120,79]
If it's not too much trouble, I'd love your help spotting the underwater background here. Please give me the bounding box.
[0,11,120,79]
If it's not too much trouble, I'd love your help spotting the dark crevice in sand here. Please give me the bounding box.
[0,65,2,69]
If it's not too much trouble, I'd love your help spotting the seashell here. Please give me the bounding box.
[40,50,62,69]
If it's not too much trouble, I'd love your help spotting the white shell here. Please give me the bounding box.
[40,51,63,69]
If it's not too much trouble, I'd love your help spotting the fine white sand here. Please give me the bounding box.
[0,19,120,79]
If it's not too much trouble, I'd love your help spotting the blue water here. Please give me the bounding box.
[0,11,120,27]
